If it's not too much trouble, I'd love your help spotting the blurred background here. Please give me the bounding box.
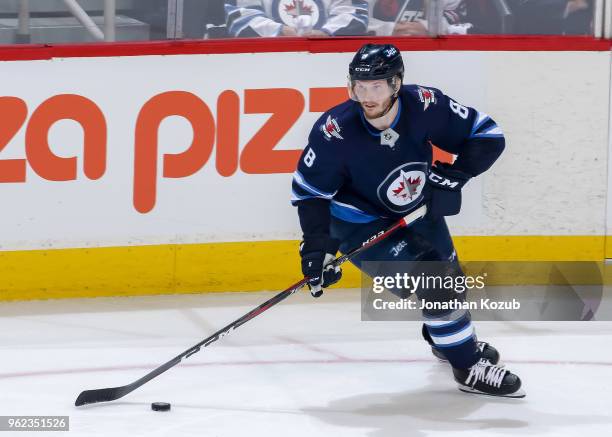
[0,0,604,45]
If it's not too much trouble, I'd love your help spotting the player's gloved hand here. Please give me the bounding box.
[299,235,342,298]
[425,161,472,218]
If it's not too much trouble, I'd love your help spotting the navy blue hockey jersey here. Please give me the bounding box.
[291,85,504,224]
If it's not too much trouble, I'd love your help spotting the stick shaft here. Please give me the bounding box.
[75,205,426,406]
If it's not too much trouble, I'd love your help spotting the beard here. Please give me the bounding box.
[361,98,393,120]
[362,105,386,120]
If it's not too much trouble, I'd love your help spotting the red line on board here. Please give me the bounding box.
[0,36,609,62]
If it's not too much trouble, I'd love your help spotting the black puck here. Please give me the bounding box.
[151,402,171,411]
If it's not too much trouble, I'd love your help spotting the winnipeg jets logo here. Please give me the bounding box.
[284,0,313,16]
[275,0,322,27]
[321,115,343,140]
[377,162,427,213]
[391,171,422,201]
[390,240,408,257]
[417,87,436,111]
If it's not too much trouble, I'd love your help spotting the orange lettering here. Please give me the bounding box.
[309,87,349,112]
[134,91,215,213]
[216,90,240,177]
[240,89,304,174]
[0,97,28,183]
[25,94,106,181]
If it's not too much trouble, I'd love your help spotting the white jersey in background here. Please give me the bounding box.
[368,0,473,35]
[225,0,369,37]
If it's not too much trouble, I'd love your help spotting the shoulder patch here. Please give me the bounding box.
[417,86,437,111]
[321,115,344,141]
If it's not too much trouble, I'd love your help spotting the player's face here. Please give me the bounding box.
[350,79,397,119]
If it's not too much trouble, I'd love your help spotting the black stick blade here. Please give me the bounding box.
[75,357,183,407]
[75,385,132,406]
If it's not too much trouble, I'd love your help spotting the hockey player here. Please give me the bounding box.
[291,43,525,398]
[225,0,369,37]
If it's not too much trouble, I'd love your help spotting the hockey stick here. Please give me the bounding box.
[74,204,427,406]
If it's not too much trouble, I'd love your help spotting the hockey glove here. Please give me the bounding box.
[299,235,342,298]
[425,161,472,218]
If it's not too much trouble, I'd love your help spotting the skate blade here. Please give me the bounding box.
[458,385,526,398]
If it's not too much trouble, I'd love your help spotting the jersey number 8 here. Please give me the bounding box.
[449,100,469,120]
[304,148,316,167]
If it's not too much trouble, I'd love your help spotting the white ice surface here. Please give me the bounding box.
[1,289,611,437]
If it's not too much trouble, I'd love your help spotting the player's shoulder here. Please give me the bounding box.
[310,99,360,144]
[401,84,448,114]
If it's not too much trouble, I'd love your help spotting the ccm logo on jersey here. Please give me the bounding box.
[321,115,343,140]
[417,87,437,111]
[428,172,460,188]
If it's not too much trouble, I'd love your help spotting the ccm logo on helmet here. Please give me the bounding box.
[428,172,459,188]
